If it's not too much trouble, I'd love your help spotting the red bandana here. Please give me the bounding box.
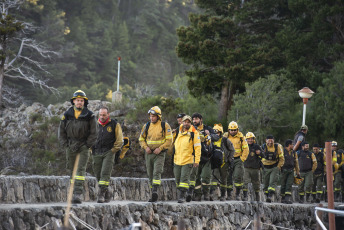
[98,117,110,126]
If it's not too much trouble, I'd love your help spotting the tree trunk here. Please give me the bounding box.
[0,67,4,109]
[218,80,230,122]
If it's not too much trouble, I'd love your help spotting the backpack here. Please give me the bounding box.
[144,121,166,141]
[211,147,224,170]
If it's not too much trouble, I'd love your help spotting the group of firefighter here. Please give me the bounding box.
[139,107,343,204]
[59,90,343,204]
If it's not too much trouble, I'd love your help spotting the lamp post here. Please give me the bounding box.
[112,57,122,103]
[298,87,314,126]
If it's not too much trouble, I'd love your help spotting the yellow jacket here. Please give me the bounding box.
[310,153,318,172]
[224,131,249,161]
[334,151,344,174]
[262,143,285,169]
[139,120,173,151]
[174,125,201,165]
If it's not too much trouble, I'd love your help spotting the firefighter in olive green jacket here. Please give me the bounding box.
[59,90,97,204]
[262,135,285,203]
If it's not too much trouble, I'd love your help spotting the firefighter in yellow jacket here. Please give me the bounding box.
[262,135,285,203]
[223,121,249,200]
[139,106,173,202]
[173,115,201,203]
[332,141,344,202]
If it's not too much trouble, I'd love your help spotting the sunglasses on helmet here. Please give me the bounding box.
[148,109,157,115]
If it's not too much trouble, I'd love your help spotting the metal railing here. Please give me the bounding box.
[315,207,344,230]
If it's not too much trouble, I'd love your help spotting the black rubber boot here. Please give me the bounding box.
[281,195,286,204]
[266,191,273,203]
[97,187,107,203]
[203,190,210,201]
[186,186,194,202]
[226,189,233,200]
[149,186,158,202]
[255,192,260,202]
[312,194,316,203]
[306,193,312,203]
[315,193,321,203]
[193,190,202,201]
[299,195,304,203]
[177,189,186,203]
[285,194,293,204]
[209,188,215,201]
[220,188,227,201]
[242,190,248,201]
[235,188,241,201]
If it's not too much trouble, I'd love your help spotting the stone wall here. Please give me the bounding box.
[0,176,176,204]
[0,201,319,230]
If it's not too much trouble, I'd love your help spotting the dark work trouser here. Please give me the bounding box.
[66,145,90,195]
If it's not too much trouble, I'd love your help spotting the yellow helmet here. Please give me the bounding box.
[332,141,338,146]
[148,106,162,119]
[245,132,255,139]
[71,90,88,106]
[228,121,238,130]
[294,176,304,185]
[213,124,224,133]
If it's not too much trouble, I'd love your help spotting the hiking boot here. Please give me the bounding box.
[255,192,260,202]
[242,190,248,201]
[104,187,112,203]
[281,195,286,204]
[177,189,186,203]
[306,193,312,203]
[235,188,241,201]
[226,189,233,200]
[97,187,107,203]
[203,190,210,201]
[186,186,194,202]
[209,188,215,201]
[193,192,202,201]
[150,185,159,202]
[299,195,304,203]
[285,194,292,204]
[72,194,82,204]
[220,188,226,201]
[266,191,273,203]
[315,193,321,203]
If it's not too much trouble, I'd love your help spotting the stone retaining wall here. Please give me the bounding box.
[0,201,318,230]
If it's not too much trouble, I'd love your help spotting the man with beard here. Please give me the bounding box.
[262,135,285,203]
[243,132,264,202]
[311,144,325,203]
[173,115,201,203]
[59,90,97,204]
[297,142,317,203]
[280,139,300,204]
[191,113,219,201]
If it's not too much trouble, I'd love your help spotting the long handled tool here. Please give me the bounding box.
[63,154,80,228]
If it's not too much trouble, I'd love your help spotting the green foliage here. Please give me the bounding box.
[311,61,344,144]
[228,74,298,144]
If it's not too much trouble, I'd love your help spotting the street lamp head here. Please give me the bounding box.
[298,87,314,99]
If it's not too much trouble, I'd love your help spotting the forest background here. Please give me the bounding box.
[1,0,344,175]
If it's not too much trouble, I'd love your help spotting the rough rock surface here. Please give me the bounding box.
[0,201,319,230]
[0,176,176,204]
